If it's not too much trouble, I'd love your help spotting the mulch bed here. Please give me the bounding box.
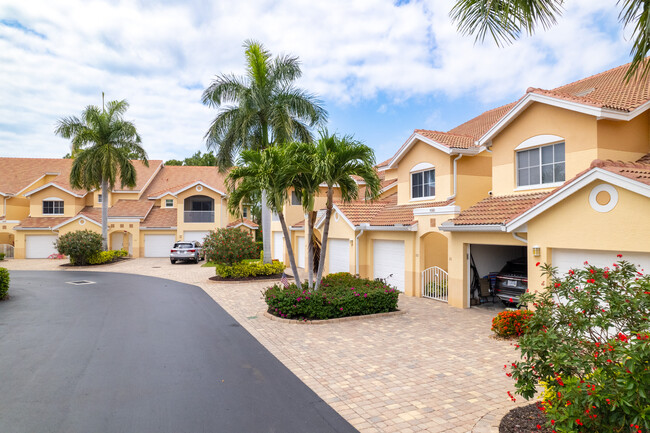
[209,273,289,282]
[59,257,131,267]
[500,403,552,433]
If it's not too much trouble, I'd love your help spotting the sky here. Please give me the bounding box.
[0,0,633,164]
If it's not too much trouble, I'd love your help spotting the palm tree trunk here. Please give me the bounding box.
[278,212,302,287]
[314,188,333,290]
[101,179,108,251]
[307,211,314,289]
[261,190,272,264]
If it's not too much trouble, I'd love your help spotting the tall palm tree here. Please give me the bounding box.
[288,141,321,288]
[313,132,381,290]
[202,40,327,264]
[226,147,302,286]
[55,97,148,251]
[450,0,650,82]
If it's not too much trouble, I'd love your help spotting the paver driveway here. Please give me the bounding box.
[2,258,526,432]
[0,270,356,433]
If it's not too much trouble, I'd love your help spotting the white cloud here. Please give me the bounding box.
[0,0,630,160]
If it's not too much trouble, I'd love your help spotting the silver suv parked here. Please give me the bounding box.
[170,241,204,264]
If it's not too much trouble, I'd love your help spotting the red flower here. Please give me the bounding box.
[617,254,623,258]
[535,262,540,266]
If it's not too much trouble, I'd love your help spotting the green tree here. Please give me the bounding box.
[450,0,650,81]
[226,147,302,286]
[55,97,148,250]
[165,151,217,167]
[312,131,381,289]
[201,40,327,263]
[164,159,183,166]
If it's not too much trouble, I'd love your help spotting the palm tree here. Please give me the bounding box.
[226,147,302,286]
[202,40,327,264]
[55,97,148,251]
[288,142,321,288]
[312,132,381,290]
[450,0,650,82]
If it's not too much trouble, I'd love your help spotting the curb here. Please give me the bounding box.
[262,308,406,325]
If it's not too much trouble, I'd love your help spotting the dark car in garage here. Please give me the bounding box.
[494,257,528,305]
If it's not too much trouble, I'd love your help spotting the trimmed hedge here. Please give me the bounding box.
[491,309,534,338]
[0,253,4,261]
[216,260,285,278]
[264,272,399,320]
[88,249,128,265]
[0,267,9,300]
[55,230,103,265]
[202,228,257,265]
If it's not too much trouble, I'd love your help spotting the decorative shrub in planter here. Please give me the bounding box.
[264,272,399,320]
[88,249,128,265]
[215,260,285,278]
[0,267,9,300]
[504,259,650,433]
[491,309,534,338]
[202,228,257,265]
[55,230,103,265]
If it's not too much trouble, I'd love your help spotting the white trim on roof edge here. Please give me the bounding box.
[355,223,418,232]
[439,223,506,232]
[387,133,480,169]
[24,183,86,198]
[52,214,102,230]
[479,93,650,147]
[228,222,258,230]
[148,180,227,199]
[315,204,356,231]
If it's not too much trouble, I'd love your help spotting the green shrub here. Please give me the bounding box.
[0,267,9,299]
[202,228,257,265]
[88,249,128,265]
[0,253,4,261]
[216,260,285,278]
[255,241,263,257]
[55,230,103,265]
[491,309,534,338]
[264,273,399,320]
[506,260,650,432]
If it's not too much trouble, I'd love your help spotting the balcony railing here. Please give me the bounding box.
[184,210,214,223]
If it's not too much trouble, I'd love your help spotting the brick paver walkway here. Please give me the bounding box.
[2,258,527,432]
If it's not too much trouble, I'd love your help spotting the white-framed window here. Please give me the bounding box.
[43,200,64,215]
[97,194,103,203]
[291,190,301,205]
[517,142,565,187]
[242,206,248,218]
[411,169,435,199]
[272,211,280,222]
[165,199,174,208]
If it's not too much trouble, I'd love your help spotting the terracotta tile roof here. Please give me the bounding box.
[450,192,550,226]
[108,200,154,218]
[334,194,453,227]
[636,153,650,164]
[144,166,228,197]
[227,218,259,229]
[114,160,163,192]
[447,102,519,139]
[414,129,477,149]
[591,159,650,186]
[376,158,392,168]
[140,208,177,228]
[291,219,305,228]
[543,61,650,112]
[78,207,102,223]
[14,216,71,229]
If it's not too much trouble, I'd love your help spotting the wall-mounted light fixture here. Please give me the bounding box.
[532,245,541,257]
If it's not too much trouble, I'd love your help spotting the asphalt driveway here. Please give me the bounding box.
[0,271,356,433]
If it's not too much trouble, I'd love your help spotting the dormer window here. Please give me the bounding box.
[242,206,248,218]
[98,194,103,203]
[291,191,301,206]
[411,163,435,199]
[43,199,64,215]
[517,142,565,187]
[165,199,174,208]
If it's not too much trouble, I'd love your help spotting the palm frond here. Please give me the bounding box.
[619,0,650,82]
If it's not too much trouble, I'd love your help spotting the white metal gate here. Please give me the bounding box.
[0,244,14,259]
[422,266,448,302]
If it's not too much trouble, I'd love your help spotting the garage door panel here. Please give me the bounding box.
[328,239,350,274]
[373,240,405,292]
[144,234,175,257]
[26,235,58,259]
[273,232,284,261]
[183,231,210,243]
[297,236,305,268]
[554,249,650,276]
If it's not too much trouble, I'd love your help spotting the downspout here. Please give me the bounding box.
[355,229,364,275]
[512,232,527,244]
[447,154,463,201]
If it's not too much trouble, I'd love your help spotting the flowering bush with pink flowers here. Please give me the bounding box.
[264,272,399,320]
[202,228,257,265]
[505,259,650,433]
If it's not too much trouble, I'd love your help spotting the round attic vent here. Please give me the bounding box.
[589,184,618,213]
[196,185,203,192]
[79,219,86,225]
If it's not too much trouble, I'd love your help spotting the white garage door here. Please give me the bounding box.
[297,236,305,268]
[25,235,58,259]
[328,239,350,274]
[183,231,210,243]
[144,234,175,257]
[553,249,650,276]
[273,232,284,261]
[373,240,405,292]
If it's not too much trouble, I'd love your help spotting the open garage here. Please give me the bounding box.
[468,244,526,308]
